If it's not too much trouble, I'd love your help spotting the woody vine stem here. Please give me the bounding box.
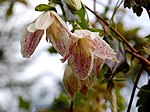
[85,5,150,112]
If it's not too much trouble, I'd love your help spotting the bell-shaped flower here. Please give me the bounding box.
[62,30,117,80]
[63,65,91,99]
[20,11,69,58]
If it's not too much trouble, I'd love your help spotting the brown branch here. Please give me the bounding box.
[85,5,137,53]
[93,0,96,12]
[70,100,73,112]
[127,66,144,112]
[85,5,150,67]
[126,49,150,66]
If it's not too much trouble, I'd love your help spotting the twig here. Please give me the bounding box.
[126,66,144,112]
[85,5,137,53]
[70,100,73,112]
[126,49,150,66]
[93,0,96,12]
[85,5,150,67]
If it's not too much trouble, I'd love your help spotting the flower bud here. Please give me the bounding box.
[63,65,80,99]
[64,0,82,12]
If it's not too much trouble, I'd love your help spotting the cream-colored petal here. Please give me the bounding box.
[35,11,54,30]
[51,11,69,30]
[68,42,94,80]
[46,18,69,57]
[74,30,99,39]
[92,37,117,61]
[20,27,44,58]
[27,23,36,33]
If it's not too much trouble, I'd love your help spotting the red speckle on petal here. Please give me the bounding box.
[21,29,44,58]
[68,42,94,80]
[92,38,117,60]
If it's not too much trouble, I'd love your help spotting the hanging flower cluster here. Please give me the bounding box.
[20,11,69,58]
[20,9,117,98]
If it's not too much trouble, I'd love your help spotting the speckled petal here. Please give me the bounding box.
[20,27,44,58]
[68,42,94,80]
[51,11,69,30]
[80,78,91,96]
[92,38,117,61]
[46,15,69,56]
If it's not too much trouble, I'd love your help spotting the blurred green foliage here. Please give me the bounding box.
[0,0,27,18]
[136,80,150,112]
[0,0,149,112]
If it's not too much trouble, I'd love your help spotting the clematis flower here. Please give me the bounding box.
[62,30,117,80]
[20,11,69,58]
[63,65,91,99]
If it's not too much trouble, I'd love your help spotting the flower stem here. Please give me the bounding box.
[85,5,137,53]
[70,101,74,112]
[126,66,143,112]
[85,5,150,67]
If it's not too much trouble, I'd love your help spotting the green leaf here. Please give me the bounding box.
[124,0,143,17]
[77,7,88,29]
[48,46,57,54]
[0,0,6,3]
[145,34,150,41]
[52,0,62,4]
[136,80,150,112]
[143,47,150,54]
[19,96,30,110]
[124,0,135,8]
[6,3,13,17]
[132,5,143,16]
[50,93,70,111]
[88,28,104,37]
[17,0,27,5]
[35,4,56,12]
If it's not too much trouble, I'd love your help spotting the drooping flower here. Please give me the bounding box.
[63,65,91,99]
[62,30,117,80]
[20,11,69,58]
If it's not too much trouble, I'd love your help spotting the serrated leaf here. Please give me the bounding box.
[124,0,144,17]
[124,0,135,8]
[35,4,56,12]
[132,5,143,16]
[136,80,150,112]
